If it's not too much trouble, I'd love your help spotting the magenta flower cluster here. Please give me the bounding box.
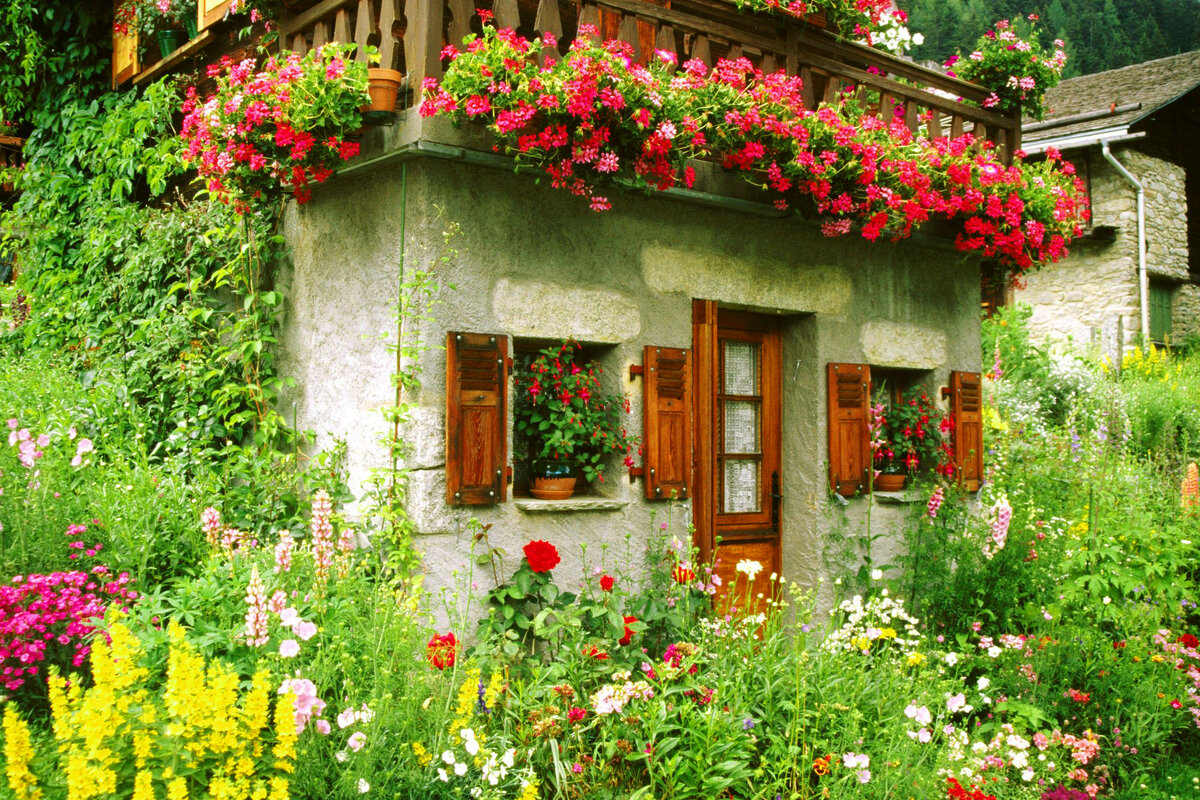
[1,564,137,694]
[422,23,1088,280]
[180,44,368,213]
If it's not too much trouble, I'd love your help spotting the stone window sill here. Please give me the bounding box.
[514,498,630,513]
[871,490,922,505]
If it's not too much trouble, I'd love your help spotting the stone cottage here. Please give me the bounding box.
[1015,51,1200,352]
[118,0,1004,597]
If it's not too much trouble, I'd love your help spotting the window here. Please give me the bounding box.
[445,331,692,506]
[509,339,622,498]
[1149,280,1174,343]
[827,363,982,494]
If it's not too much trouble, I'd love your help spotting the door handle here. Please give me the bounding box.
[771,471,782,532]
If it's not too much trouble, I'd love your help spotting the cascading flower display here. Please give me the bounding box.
[422,24,1087,284]
[181,43,368,213]
[311,489,335,590]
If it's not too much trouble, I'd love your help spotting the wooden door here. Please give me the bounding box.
[693,301,782,609]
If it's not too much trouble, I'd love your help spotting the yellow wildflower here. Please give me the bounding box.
[905,651,926,667]
[268,776,290,800]
[167,777,188,800]
[412,741,432,766]
[518,780,540,800]
[273,691,298,770]
[3,706,42,800]
[132,771,156,800]
[878,627,898,640]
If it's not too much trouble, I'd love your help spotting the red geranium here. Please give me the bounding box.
[619,615,638,646]
[426,632,458,670]
[599,574,614,592]
[1177,633,1199,649]
[523,540,561,573]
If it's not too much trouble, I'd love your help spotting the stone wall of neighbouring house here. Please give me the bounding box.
[1177,284,1200,341]
[277,155,981,613]
[1020,146,1194,353]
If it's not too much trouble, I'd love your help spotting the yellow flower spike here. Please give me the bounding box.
[132,771,156,800]
[273,692,298,770]
[167,777,188,800]
[48,673,71,743]
[268,776,290,800]
[245,671,272,737]
[3,706,43,800]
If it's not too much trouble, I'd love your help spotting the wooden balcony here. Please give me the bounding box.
[116,0,1021,162]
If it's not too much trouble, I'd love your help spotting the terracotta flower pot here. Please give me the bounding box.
[874,472,907,492]
[361,68,404,124]
[530,475,578,500]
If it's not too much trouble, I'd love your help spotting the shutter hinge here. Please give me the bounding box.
[629,364,645,379]
[940,385,951,400]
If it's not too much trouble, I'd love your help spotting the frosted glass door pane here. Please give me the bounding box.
[723,459,760,513]
[724,341,759,395]
[724,401,760,453]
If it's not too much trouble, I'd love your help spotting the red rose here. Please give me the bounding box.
[619,615,638,646]
[523,540,561,573]
[599,574,614,592]
[1178,633,1199,649]
[426,632,457,670]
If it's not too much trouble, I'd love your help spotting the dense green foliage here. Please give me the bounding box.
[899,0,1200,78]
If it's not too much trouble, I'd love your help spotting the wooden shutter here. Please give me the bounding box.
[112,0,139,88]
[446,332,508,505]
[200,0,231,30]
[643,346,692,500]
[827,362,870,497]
[949,371,983,491]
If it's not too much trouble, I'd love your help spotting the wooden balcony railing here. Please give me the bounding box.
[276,0,1020,162]
[119,0,1021,162]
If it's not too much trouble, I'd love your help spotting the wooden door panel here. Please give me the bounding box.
[693,303,782,610]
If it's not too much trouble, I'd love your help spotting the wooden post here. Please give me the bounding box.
[405,0,446,94]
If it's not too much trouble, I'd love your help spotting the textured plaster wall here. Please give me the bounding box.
[279,156,982,614]
[1020,146,1196,352]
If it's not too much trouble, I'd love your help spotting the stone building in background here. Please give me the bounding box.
[1013,51,1200,354]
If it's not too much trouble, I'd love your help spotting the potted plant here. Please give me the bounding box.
[945,15,1067,121]
[514,341,639,499]
[115,0,199,59]
[869,385,954,490]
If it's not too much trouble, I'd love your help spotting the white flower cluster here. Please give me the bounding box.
[435,728,533,798]
[820,590,923,655]
[857,9,924,56]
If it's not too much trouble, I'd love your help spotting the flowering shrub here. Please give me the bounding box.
[1,620,301,800]
[422,25,1087,280]
[181,43,368,213]
[0,568,136,698]
[946,16,1067,120]
[513,341,638,483]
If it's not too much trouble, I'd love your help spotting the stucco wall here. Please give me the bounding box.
[1020,145,1196,352]
[278,155,982,609]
